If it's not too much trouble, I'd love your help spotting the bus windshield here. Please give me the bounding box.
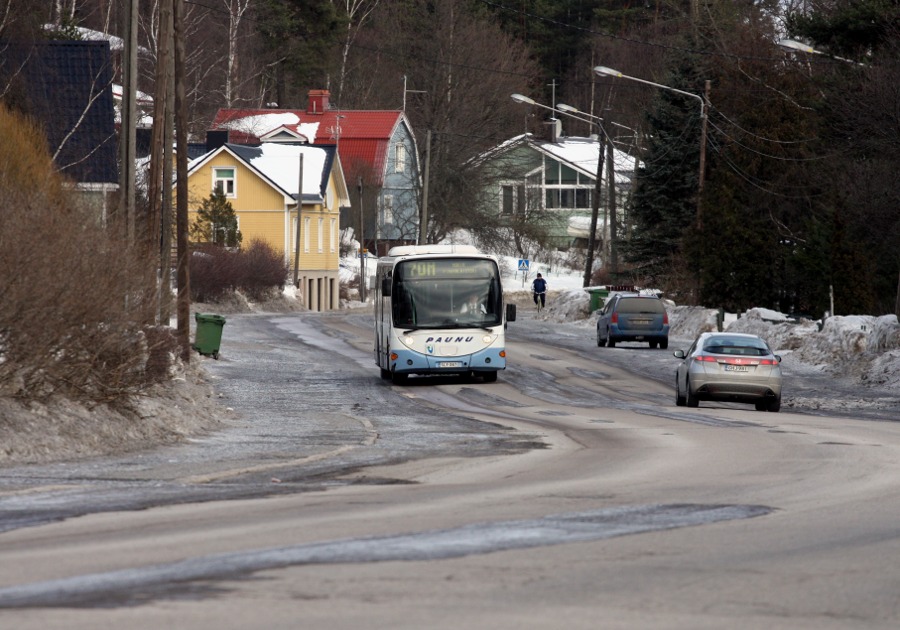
[392,258,502,329]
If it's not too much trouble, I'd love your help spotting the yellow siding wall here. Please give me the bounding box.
[185,149,341,278]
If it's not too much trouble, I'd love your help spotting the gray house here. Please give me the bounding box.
[476,130,636,252]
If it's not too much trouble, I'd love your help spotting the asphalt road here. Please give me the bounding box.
[1,308,900,628]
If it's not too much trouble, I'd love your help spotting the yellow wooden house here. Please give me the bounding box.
[186,142,350,311]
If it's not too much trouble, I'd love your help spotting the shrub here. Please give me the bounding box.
[0,104,166,403]
[236,240,289,301]
[189,240,288,303]
[189,244,238,303]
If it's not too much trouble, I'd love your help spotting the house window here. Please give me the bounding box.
[502,185,514,215]
[382,195,394,225]
[560,164,578,184]
[546,189,560,208]
[545,187,591,210]
[318,217,324,253]
[576,189,590,209]
[304,217,310,253]
[330,218,337,252]
[394,144,406,173]
[545,160,560,185]
[214,215,239,245]
[213,167,236,197]
[501,183,526,215]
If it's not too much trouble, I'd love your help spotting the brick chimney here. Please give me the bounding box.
[307,89,330,115]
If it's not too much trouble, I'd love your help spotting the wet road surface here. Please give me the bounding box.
[1,308,900,628]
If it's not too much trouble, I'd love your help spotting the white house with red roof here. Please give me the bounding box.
[209,90,420,255]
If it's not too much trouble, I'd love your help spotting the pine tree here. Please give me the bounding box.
[621,43,705,296]
[190,189,242,247]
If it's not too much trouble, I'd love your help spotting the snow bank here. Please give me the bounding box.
[668,305,719,338]
[726,308,820,352]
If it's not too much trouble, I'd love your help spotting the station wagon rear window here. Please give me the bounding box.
[616,298,665,314]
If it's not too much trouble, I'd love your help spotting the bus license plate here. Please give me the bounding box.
[438,361,463,368]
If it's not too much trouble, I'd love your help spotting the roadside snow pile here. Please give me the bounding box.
[726,308,820,352]
[702,308,900,388]
[543,288,590,322]
[668,305,719,338]
[868,349,900,387]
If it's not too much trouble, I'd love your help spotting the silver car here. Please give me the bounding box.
[674,332,783,412]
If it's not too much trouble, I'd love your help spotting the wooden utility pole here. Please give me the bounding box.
[118,0,137,241]
[148,0,173,322]
[583,126,604,287]
[174,0,191,361]
[418,129,431,245]
[293,153,304,289]
[697,79,710,230]
[159,2,175,323]
[607,135,618,278]
[358,177,367,302]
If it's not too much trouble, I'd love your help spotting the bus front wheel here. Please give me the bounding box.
[391,371,408,385]
[482,371,498,383]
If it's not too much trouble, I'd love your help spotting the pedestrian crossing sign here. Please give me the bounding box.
[518,259,529,272]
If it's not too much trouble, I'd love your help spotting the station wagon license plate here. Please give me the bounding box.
[438,361,463,368]
[723,364,749,372]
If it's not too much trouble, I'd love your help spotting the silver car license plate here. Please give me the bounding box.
[724,364,749,372]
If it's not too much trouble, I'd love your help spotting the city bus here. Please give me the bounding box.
[374,244,516,384]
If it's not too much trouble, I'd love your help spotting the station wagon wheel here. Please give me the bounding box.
[596,327,603,347]
[660,339,668,350]
[606,330,616,348]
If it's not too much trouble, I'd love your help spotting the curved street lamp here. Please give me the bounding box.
[777,39,864,66]
[557,103,619,277]
[511,94,606,287]
[594,65,709,229]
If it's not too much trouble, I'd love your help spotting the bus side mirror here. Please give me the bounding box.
[381,277,392,297]
[506,303,516,322]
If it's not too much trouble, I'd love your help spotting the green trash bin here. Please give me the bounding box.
[588,288,609,312]
[193,313,226,359]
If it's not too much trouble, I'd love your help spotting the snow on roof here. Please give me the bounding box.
[188,143,331,199]
[233,143,329,198]
[532,136,635,185]
[43,24,151,55]
[112,84,153,105]
[217,112,302,137]
[475,133,637,185]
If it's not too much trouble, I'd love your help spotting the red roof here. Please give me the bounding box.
[210,108,404,186]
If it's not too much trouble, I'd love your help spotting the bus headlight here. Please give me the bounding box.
[482,335,493,344]
[404,336,415,345]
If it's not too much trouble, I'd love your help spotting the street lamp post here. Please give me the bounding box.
[511,93,606,287]
[594,66,709,229]
[557,103,619,278]
[777,39,864,66]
